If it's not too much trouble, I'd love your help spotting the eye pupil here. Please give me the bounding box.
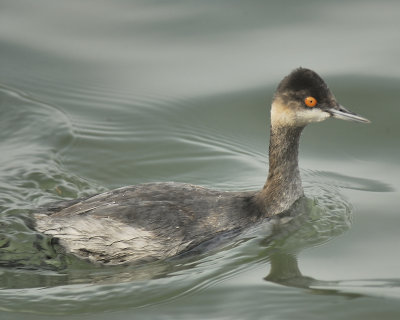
[305,96,317,107]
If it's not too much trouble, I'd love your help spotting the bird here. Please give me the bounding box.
[33,68,370,265]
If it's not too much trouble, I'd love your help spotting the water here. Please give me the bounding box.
[1,0,400,319]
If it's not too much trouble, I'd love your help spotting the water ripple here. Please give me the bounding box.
[0,85,107,271]
[304,169,394,193]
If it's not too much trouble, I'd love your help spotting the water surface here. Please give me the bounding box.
[1,1,400,319]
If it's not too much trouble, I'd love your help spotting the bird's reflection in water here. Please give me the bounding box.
[261,195,364,298]
[265,252,363,298]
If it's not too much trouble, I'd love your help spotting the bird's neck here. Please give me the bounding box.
[257,124,305,216]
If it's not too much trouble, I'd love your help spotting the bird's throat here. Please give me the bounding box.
[258,124,305,216]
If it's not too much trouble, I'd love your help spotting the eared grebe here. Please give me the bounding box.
[34,68,369,265]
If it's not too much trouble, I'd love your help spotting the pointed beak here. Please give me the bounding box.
[329,105,370,123]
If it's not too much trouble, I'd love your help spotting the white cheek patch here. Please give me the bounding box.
[271,100,330,127]
[295,108,330,125]
[271,101,296,127]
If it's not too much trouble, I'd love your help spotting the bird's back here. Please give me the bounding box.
[34,182,260,264]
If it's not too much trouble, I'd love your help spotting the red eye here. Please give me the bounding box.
[304,96,317,107]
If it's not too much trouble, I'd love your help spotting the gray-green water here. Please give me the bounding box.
[1,0,400,319]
